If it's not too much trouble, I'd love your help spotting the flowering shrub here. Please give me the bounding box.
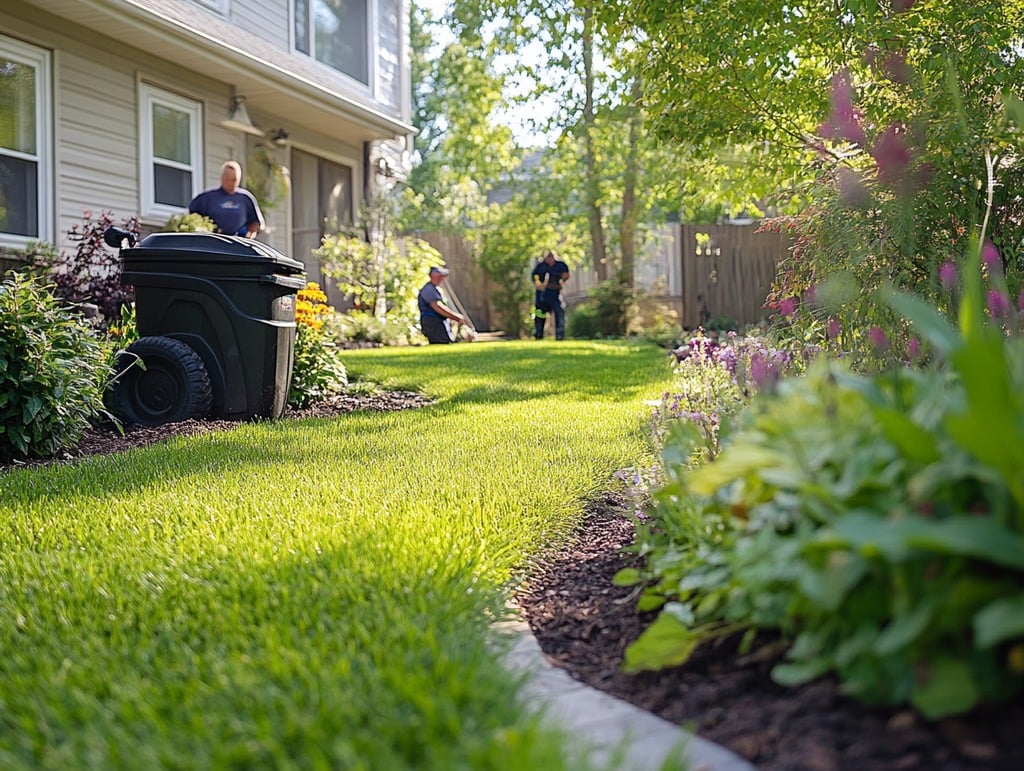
[288,283,347,407]
[618,242,1024,718]
[0,273,113,461]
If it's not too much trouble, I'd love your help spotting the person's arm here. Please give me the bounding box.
[429,300,465,324]
[244,191,265,238]
[532,268,547,290]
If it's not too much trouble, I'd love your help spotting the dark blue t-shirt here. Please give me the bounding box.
[188,187,265,236]
[418,282,443,316]
[532,260,570,297]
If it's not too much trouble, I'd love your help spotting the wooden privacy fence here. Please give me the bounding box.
[568,223,791,329]
[414,223,791,333]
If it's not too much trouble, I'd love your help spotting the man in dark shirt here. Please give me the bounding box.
[188,160,265,238]
[531,250,570,340]
[417,266,466,344]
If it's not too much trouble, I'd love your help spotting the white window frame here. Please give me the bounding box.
[0,35,53,248]
[138,83,203,222]
[291,0,376,93]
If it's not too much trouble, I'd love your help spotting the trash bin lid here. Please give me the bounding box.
[131,232,305,273]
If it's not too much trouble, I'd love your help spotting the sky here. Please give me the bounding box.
[414,0,560,147]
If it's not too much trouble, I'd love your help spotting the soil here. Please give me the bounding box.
[5,402,1024,770]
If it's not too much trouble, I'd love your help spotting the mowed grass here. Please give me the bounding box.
[0,340,672,769]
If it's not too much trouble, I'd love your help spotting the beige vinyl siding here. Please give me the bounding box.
[229,0,290,51]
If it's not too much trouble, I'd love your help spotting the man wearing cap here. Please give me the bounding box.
[532,250,570,340]
[418,266,466,344]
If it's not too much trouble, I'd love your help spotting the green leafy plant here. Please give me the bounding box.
[162,212,216,232]
[288,282,348,407]
[0,273,113,462]
[620,238,1024,718]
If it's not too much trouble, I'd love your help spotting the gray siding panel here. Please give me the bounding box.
[229,0,290,49]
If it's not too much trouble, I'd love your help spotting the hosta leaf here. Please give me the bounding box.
[875,600,935,656]
[622,609,700,673]
[870,406,941,465]
[973,595,1024,648]
[902,517,1024,570]
[613,567,642,587]
[911,656,980,718]
[882,287,960,357]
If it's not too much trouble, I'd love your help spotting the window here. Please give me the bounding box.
[294,0,370,85]
[0,36,51,245]
[139,84,202,220]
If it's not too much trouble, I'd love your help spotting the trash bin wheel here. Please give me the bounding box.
[111,336,213,426]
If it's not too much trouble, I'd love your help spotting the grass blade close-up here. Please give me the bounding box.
[0,340,673,770]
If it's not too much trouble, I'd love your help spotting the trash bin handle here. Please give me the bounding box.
[258,274,307,290]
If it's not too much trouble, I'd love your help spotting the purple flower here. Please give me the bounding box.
[749,352,780,390]
[778,296,798,317]
[869,326,889,352]
[820,69,866,146]
[908,337,921,359]
[939,261,957,290]
[982,241,1000,269]
[987,290,1012,320]
[827,317,842,340]
[873,123,912,186]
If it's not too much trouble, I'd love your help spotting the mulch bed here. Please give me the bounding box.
[6,402,1024,770]
[515,497,1024,771]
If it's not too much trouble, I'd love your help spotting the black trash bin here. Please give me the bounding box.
[109,231,306,425]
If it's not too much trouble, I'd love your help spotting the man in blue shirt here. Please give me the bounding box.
[188,161,265,238]
[531,250,570,340]
[417,266,466,344]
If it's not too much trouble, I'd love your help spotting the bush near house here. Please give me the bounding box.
[0,273,112,462]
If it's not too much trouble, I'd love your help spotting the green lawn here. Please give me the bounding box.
[0,340,672,769]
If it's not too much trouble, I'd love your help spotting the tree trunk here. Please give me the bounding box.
[618,75,641,288]
[582,3,607,282]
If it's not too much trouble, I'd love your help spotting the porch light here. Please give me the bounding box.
[222,95,264,137]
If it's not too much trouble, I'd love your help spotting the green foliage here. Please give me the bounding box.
[334,310,420,346]
[0,273,112,462]
[319,224,440,334]
[288,283,348,408]
[567,281,638,339]
[624,311,1024,716]
[0,341,672,766]
[162,212,216,232]
[289,323,348,408]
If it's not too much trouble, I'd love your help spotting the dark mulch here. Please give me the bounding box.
[516,498,1024,771]
[8,403,1024,770]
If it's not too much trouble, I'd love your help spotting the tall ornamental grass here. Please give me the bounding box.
[0,341,671,769]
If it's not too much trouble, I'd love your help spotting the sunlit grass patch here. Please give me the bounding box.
[0,340,672,769]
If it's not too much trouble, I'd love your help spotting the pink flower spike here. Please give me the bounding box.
[779,296,798,317]
[939,261,957,290]
[873,123,911,185]
[908,338,921,359]
[987,290,1012,320]
[822,69,866,146]
[826,317,842,340]
[982,241,1000,269]
[868,325,889,352]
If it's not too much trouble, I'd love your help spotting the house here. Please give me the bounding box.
[1,0,414,299]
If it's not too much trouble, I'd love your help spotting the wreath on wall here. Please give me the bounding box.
[246,144,290,213]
